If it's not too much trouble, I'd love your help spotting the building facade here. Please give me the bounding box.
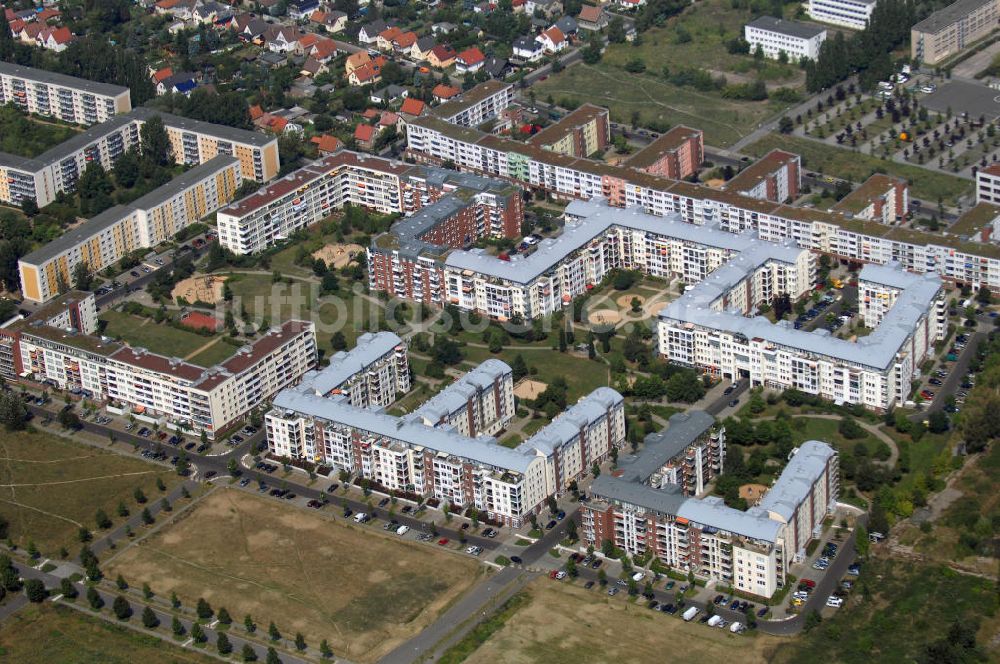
[432,80,514,128]
[744,16,827,61]
[831,173,908,224]
[293,331,410,409]
[807,0,877,29]
[724,149,801,203]
[912,0,1000,65]
[622,125,704,180]
[409,358,514,437]
[0,62,131,126]
[528,103,611,158]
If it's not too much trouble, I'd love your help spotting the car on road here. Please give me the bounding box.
[397,525,410,535]
[723,386,735,395]
[545,520,557,529]
[800,578,816,588]
[184,442,196,450]
[757,607,769,617]
[203,471,216,479]
[714,594,725,604]
[482,527,497,537]
[326,483,339,493]
[608,587,619,596]
[590,559,602,569]
[584,581,595,589]
[239,478,250,487]
[729,399,740,408]
[130,271,139,277]
[826,596,844,608]
[556,510,566,520]
[664,580,674,589]
[342,508,352,518]
[510,556,523,564]
[378,497,390,507]
[664,604,678,614]
[307,500,322,509]
[460,523,469,530]
[437,538,449,546]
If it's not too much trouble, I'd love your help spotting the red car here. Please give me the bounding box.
[801,579,816,588]
[549,569,559,579]
[437,538,449,546]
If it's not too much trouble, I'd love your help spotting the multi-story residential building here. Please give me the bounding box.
[0,62,131,126]
[404,112,1000,293]
[528,103,611,158]
[723,149,801,203]
[807,0,878,29]
[0,291,98,380]
[744,16,827,61]
[976,162,1000,204]
[658,258,945,412]
[831,173,908,224]
[636,411,726,496]
[912,0,1000,66]
[293,331,410,409]
[2,310,317,438]
[582,409,838,598]
[622,125,704,180]
[266,381,625,525]
[950,202,1000,243]
[18,155,243,303]
[409,358,514,437]
[431,80,514,128]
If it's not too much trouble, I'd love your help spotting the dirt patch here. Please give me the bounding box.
[465,579,782,664]
[739,483,769,504]
[313,243,364,269]
[704,178,726,188]
[513,379,548,400]
[104,489,479,663]
[171,275,227,305]
[588,309,622,325]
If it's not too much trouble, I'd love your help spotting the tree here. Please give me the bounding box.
[803,609,822,631]
[140,115,171,166]
[115,574,128,590]
[242,643,258,662]
[244,614,257,633]
[582,32,603,64]
[170,591,181,609]
[331,331,347,351]
[269,621,281,642]
[928,410,950,433]
[511,354,528,381]
[320,639,333,658]
[565,517,578,541]
[77,163,114,216]
[142,582,153,599]
[87,586,104,610]
[838,417,865,439]
[0,391,27,430]
[134,487,147,504]
[218,607,232,625]
[217,632,233,655]
[72,261,94,292]
[95,509,112,530]
[113,594,132,620]
[142,606,160,629]
[197,597,214,620]
[140,507,154,525]
[295,632,307,651]
[778,116,794,134]
[191,622,206,644]
[24,578,47,602]
[172,616,185,636]
[60,577,78,599]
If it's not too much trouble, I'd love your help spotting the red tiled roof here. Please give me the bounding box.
[432,83,461,99]
[430,44,456,61]
[298,33,319,49]
[36,7,60,22]
[249,104,264,120]
[394,31,417,48]
[45,26,72,45]
[379,26,403,41]
[311,38,338,59]
[8,19,24,34]
[310,134,344,153]
[457,47,485,65]
[362,108,379,119]
[399,97,426,116]
[152,66,173,83]
[542,26,565,45]
[354,124,376,142]
[379,111,399,127]
[578,4,603,21]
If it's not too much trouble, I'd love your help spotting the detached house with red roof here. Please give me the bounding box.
[399,97,426,117]
[310,134,344,156]
[310,10,348,33]
[348,57,385,86]
[354,123,378,151]
[39,26,73,52]
[455,47,486,73]
[432,83,461,101]
[427,44,457,68]
[539,26,567,53]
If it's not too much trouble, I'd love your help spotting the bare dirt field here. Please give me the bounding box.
[587,309,622,326]
[513,379,548,400]
[104,489,480,663]
[740,483,769,504]
[171,275,227,305]
[465,580,784,664]
[313,242,364,269]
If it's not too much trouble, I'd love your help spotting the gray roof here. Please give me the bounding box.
[745,16,826,40]
[658,257,942,372]
[677,497,783,542]
[20,155,239,266]
[296,331,402,396]
[517,387,623,456]
[514,36,541,50]
[130,107,275,148]
[556,15,578,33]
[445,199,761,285]
[0,61,130,99]
[412,359,511,423]
[757,440,836,521]
[272,388,537,473]
[913,0,995,34]
[0,113,137,173]
[590,475,689,516]
[619,411,716,483]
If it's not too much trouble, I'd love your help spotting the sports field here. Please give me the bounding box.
[99,310,231,367]
[0,430,180,554]
[462,579,783,664]
[104,489,480,663]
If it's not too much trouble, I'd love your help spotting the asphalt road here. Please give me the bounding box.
[705,379,749,417]
[918,326,985,418]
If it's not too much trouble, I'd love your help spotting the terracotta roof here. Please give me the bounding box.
[430,44,456,62]
[379,111,399,127]
[310,134,344,153]
[379,26,404,41]
[346,51,371,71]
[432,83,461,99]
[44,26,72,45]
[354,124,376,142]
[152,66,174,83]
[8,18,24,33]
[249,104,264,120]
[36,7,60,22]
[298,33,320,49]
[311,38,338,59]
[351,62,381,82]
[399,97,426,116]
[394,31,418,48]
[457,47,486,65]
[578,4,603,21]
[542,26,565,45]
[362,108,380,119]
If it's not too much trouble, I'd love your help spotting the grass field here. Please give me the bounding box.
[99,310,222,365]
[770,558,1000,664]
[104,489,480,663]
[788,417,889,459]
[463,579,782,664]
[0,603,216,664]
[184,338,238,367]
[0,106,81,158]
[0,430,181,555]
[744,133,974,203]
[534,63,791,148]
[461,345,610,402]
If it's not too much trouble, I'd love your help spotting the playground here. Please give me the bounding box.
[313,242,364,269]
[171,275,227,305]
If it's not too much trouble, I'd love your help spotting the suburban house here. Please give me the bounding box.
[428,44,457,68]
[482,57,509,79]
[456,47,487,73]
[577,4,608,30]
[432,83,462,101]
[370,85,409,104]
[310,134,344,155]
[513,36,545,61]
[412,36,438,61]
[349,57,386,86]
[264,25,305,52]
[539,26,567,52]
[354,123,378,150]
[359,19,389,44]
[231,14,269,42]
[399,97,427,117]
[288,0,320,20]
[309,10,348,32]
[526,0,563,17]
[346,51,372,76]
[555,15,579,36]
[156,71,198,96]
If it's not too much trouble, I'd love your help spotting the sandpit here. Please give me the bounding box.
[704,178,726,188]
[313,243,364,269]
[514,379,548,400]
[739,483,769,505]
[172,275,227,305]
[588,309,622,325]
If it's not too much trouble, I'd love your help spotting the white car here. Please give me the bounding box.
[826,596,844,608]
[396,525,410,536]
[555,570,567,579]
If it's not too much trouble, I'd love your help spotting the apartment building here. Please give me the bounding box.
[409,358,514,437]
[638,411,726,496]
[976,162,1000,204]
[18,155,242,303]
[831,173,908,224]
[0,62,131,126]
[403,112,1000,293]
[266,379,625,525]
[5,315,317,438]
[623,125,704,180]
[431,80,514,128]
[723,149,801,203]
[912,0,1000,65]
[658,259,945,412]
[807,0,878,29]
[950,202,1000,243]
[0,290,97,380]
[294,331,410,409]
[528,103,611,158]
[582,409,838,598]
[744,17,827,61]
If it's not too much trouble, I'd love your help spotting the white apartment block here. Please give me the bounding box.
[807,0,877,29]
[18,155,243,303]
[409,358,514,437]
[432,80,514,128]
[744,17,827,61]
[293,331,410,409]
[404,113,1000,293]
[0,62,131,126]
[976,163,1000,204]
[832,174,908,224]
[266,374,624,525]
[658,257,945,412]
[7,318,317,438]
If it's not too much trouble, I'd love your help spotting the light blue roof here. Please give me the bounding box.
[757,440,836,521]
[677,496,782,543]
[296,331,402,396]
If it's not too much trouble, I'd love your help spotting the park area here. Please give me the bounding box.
[0,430,182,555]
[99,309,236,368]
[104,489,481,663]
[0,105,80,158]
[0,603,217,664]
[458,580,782,664]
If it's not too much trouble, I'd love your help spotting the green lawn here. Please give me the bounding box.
[788,417,889,458]
[0,106,81,158]
[461,345,610,402]
[184,338,237,367]
[99,310,217,362]
[744,133,974,203]
[534,63,794,148]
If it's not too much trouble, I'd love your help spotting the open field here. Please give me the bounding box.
[99,310,226,366]
[184,338,238,366]
[788,417,889,459]
[463,579,783,664]
[0,603,217,664]
[0,429,181,554]
[534,63,792,148]
[744,133,974,202]
[105,489,480,663]
[770,557,1000,663]
[461,345,610,402]
[0,106,81,158]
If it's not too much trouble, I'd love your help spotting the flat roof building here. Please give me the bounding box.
[912,0,1000,65]
[0,61,131,126]
[744,16,827,61]
[807,0,878,30]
